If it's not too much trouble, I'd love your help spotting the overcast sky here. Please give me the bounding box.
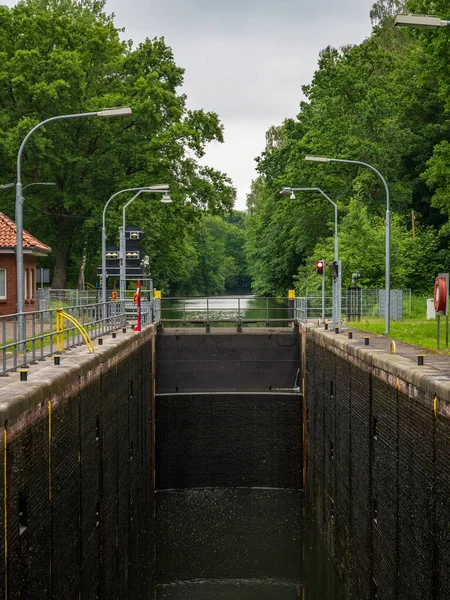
[6,0,377,209]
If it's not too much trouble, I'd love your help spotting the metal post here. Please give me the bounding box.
[321,257,325,324]
[330,273,336,328]
[438,314,441,349]
[119,226,126,302]
[337,259,342,330]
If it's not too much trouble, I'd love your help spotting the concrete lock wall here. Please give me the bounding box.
[155,329,303,489]
[1,318,449,598]
[155,328,301,393]
[154,328,304,597]
[302,323,450,599]
[0,326,156,599]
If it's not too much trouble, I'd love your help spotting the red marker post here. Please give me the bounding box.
[133,281,141,332]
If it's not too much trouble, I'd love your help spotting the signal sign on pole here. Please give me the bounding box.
[316,260,324,275]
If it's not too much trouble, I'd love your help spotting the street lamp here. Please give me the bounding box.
[103,187,153,303]
[1,182,56,191]
[281,186,341,329]
[394,14,450,28]
[23,182,56,191]
[305,155,391,335]
[16,107,132,343]
[119,185,171,301]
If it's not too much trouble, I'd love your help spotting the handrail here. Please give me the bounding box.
[56,309,95,353]
[160,296,295,328]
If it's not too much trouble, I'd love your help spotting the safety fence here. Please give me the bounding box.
[160,296,294,327]
[294,289,412,322]
[0,297,161,376]
[36,287,156,310]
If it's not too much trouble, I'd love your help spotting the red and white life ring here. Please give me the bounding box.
[434,276,447,313]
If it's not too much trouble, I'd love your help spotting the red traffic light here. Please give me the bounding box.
[316,260,324,275]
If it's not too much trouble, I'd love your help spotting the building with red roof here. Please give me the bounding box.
[0,212,51,315]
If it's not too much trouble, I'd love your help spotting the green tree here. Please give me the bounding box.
[246,2,450,296]
[0,0,234,290]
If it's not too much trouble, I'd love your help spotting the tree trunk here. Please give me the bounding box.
[52,244,71,289]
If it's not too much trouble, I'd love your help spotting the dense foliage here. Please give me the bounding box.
[0,0,235,291]
[245,0,450,297]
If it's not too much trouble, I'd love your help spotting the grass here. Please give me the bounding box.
[347,294,450,352]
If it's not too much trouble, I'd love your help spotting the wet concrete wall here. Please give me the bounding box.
[303,324,450,599]
[155,328,303,597]
[156,328,300,393]
[156,393,302,490]
[0,327,156,599]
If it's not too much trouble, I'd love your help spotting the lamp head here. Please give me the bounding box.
[290,192,296,200]
[304,155,330,163]
[147,184,170,191]
[160,192,172,203]
[394,14,449,28]
[97,107,132,117]
[280,187,292,196]
[0,183,14,190]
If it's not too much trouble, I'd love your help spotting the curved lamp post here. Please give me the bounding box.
[119,185,171,301]
[102,185,170,303]
[102,186,156,303]
[16,107,132,343]
[281,186,341,329]
[305,155,390,335]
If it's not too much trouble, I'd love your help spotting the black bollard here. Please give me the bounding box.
[18,369,28,381]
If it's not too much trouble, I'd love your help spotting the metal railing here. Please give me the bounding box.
[1,301,128,376]
[161,296,294,327]
[36,288,99,309]
[294,289,412,322]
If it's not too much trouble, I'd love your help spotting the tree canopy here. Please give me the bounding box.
[0,0,235,290]
[245,0,450,297]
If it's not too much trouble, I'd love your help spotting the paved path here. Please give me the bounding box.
[327,323,450,378]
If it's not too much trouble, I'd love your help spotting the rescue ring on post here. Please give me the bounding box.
[434,276,447,313]
[133,292,139,304]
[111,290,117,302]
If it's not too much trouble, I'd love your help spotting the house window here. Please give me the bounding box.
[29,269,33,301]
[0,270,5,299]
[24,268,34,301]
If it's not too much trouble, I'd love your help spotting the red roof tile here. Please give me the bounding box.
[0,212,51,252]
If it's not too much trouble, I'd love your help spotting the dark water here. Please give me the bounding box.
[156,488,344,599]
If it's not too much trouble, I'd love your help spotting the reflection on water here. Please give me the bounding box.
[156,488,344,599]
